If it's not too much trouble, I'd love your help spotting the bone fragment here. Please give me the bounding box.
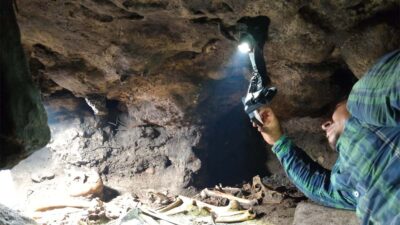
[215,185,241,195]
[213,209,256,223]
[186,196,239,214]
[157,198,183,213]
[69,169,104,198]
[33,197,94,212]
[252,175,283,204]
[200,188,258,207]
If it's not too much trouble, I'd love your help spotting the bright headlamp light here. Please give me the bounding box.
[238,42,251,53]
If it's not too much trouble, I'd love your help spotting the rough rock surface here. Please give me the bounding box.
[293,202,359,225]
[17,0,400,119]
[0,204,37,225]
[25,95,202,195]
[8,0,400,208]
[341,23,400,78]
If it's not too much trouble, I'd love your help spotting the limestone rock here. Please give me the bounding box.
[267,14,334,64]
[341,23,400,78]
[15,0,400,122]
[7,0,400,195]
[0,204,37,225]
[31,171,55,183]
[303,0,399,30]
[268,61,343,118]
[293,202,359,225]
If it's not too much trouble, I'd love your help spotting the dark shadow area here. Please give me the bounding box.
[198,104,270,187]
[354,3,400,29]
[0,0,50,167]
[320,66,358,117]
[103,186,121,202]
[191,68,271,188]
[43,90,93,125]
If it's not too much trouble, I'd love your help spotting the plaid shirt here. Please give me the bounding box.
[272,50,400,225]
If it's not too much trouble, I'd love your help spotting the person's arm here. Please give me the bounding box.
[256,107,356,209]
[273,136,355,209]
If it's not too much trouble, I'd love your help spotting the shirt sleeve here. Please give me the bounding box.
[272,135,356,210]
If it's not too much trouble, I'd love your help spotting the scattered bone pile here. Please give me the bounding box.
[26,173,303,224]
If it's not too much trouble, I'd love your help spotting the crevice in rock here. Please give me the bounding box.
[330,67,358,100]
[117,12,144,20]
[80,5,114,23]
[32,43,62,63]
[190,17,221,25]
[354,4,400,29]
[201,38,220,53]
[122,0,168,10]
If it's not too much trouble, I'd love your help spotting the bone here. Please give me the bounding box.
[252,175,283,204]
[157,198,184,213]
[33,197,94,212]
[200,188,258,208]
[158,195,257,223]
[215,185,242,195]
[68,169,103,198]
[158,197,195,216]
[213,209,256,223]
[188,197,240,214]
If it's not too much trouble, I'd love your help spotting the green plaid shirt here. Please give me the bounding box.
[272,50,400,225]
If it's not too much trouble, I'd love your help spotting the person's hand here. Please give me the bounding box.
[252,107,283,145]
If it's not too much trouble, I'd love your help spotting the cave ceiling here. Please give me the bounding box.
[17,0,400,120]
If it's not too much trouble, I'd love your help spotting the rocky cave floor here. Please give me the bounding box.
[1,94,358,225]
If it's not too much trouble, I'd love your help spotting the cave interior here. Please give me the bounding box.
[0,0,399,224]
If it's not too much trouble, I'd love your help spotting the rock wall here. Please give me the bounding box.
[10,0,400,190]
[0,204,36,225]
[17,0,400,118]
[0,0,50,168]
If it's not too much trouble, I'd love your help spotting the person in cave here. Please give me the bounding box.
[254,49,400,225]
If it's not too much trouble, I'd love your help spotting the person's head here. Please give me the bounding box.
[321,100,350,149]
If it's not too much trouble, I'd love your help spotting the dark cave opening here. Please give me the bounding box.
[194,103,270,188]
[191,62,274,188]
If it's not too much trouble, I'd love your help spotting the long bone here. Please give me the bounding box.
[200,188,258,208]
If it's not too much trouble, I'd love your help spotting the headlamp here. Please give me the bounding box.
[238,42,251,53]
[237,21,277,126]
